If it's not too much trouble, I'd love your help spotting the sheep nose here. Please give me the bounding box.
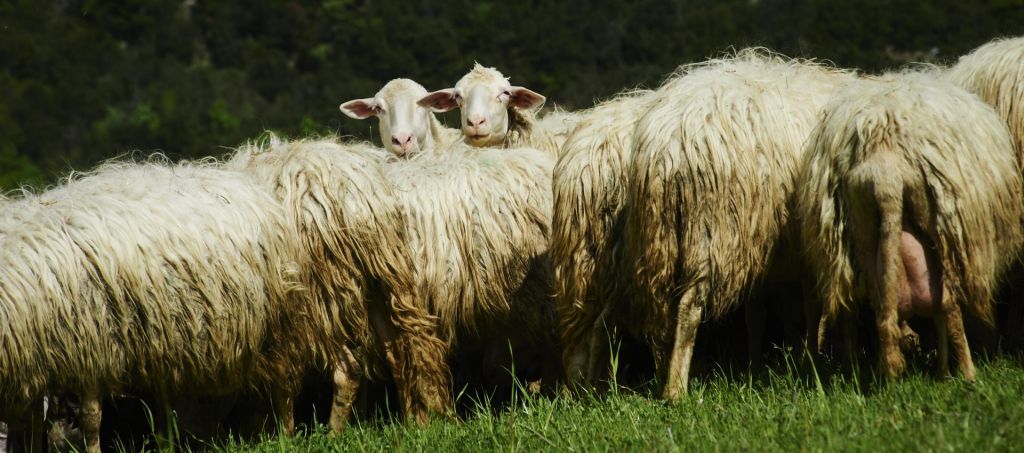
[391,133,413,150]
[467,116,487,127]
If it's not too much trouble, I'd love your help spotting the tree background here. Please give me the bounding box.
[1,0,1022,189]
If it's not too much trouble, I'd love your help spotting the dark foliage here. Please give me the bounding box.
[1,0,1022,188]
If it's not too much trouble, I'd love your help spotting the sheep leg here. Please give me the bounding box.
[329,350,363,433]
[584,327,609,387]
[662,287,701,402]
[942,292,976,382]
[900,320,921,353]
[874,191,906,380]
[562,298,611,389]
[745,297,766,368]
[271,386,295,436]
[562,339,589,387]
[802,279,824,356]
[367,295,450,425]
[584,302,613,386]
[79,392,101,453]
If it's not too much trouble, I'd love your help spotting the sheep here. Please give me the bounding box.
[945,37,1024,160]
[0,158,303,452]
[946,37,1024,355]
[381,143,560,397]
[417,63,562,156]
[537,106,583,149]
[229,138,452,431]
[341,79,461,157]
[797,72,1024,382]
[622,49,854,401]
[550,89,659,386]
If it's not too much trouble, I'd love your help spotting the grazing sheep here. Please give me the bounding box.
[417,64,561,156]
[623,50,853,401]
[229,138,452,431]
[550,89,658,385]
[797,72,1024,382]
[945,37,1024,159]
[341,79,461,157]
[382,144,559,396]
[0,158,303,452]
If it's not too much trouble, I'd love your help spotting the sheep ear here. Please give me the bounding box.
[340,98,378,119]
[508,86,546,110]
[418,89,459,112]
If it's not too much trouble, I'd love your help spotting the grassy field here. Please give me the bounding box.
[212,357,1024,452]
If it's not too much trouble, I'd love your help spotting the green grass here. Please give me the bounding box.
[211,358,1024,452]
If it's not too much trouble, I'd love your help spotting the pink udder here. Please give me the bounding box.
[896,229,942,318]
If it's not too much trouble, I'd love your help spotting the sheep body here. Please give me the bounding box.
[383,145,557,381]
[945,37,1024,159]
[550,89,658,383]
[537,106,583,150]
[623,49,853,399]
[0,158,301,448]
[230,138,452,428]
[797,72,1024,380]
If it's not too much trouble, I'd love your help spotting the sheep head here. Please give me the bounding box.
[341,78,434,157]
[418,63,545,147]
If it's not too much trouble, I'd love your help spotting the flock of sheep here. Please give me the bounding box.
[1,36,1022,451]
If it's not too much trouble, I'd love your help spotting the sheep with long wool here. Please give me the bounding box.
[0,158,302,452]
[946,37,1024,351]
[945,37,1024,160]
[229,138,452,431]
[537,106,583,149]
[797,72,1024,381]
[550,89,659,385]
[381,143,560,393]
[622,50,853,401]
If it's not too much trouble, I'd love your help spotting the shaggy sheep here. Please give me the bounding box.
[537,106,583,149]
[945,37,1024,159]
[229,138,452,431]
[623,50,853,401]
[0,159,302,452]
[550,89,659,385]
[797,72,1024,381]
[341,79,461,157]
[417,64,561,156]
[382,143,559,395]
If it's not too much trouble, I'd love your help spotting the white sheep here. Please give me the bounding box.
[551,88,659,385]
[230,138,452,431]
[623,49,853,401]
[0,158,303,452]
[341,79,460,156]
[382,143,560,395]
[417,64,562,156]
[797,71,1024,381]
[945,37,1024,161]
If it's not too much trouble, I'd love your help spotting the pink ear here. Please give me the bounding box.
[417,89,459,112]
[508,86,546,110]
[340,98,378,119]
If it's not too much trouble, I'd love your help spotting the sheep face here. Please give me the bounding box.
[418,63,545,147]
[341,79,433,156]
